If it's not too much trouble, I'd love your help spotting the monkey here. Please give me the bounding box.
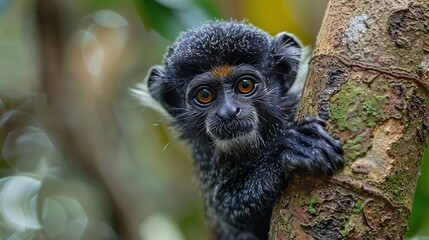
[137,20,344,240]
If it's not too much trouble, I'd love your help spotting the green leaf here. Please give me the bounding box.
[133,0,220,40]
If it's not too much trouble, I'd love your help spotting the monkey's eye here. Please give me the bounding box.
[236,78,255,94]
[195,88,214,105]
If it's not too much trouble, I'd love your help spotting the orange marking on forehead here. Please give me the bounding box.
[211,65,232,78]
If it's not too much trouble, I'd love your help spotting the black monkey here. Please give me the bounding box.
[140,20,343,240]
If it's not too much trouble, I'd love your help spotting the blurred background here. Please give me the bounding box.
[0,0,427,239]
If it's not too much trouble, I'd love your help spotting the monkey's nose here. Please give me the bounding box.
[217,103,240,121]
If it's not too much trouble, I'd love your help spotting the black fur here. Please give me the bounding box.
[146,20,343,240]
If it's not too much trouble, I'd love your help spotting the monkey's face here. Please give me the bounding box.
[185,65,265,149]
[146,21,304,151]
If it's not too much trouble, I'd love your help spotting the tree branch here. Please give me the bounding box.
[270,0,429,239]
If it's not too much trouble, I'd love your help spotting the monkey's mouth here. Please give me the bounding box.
[207,120,255,140]
[207,120,259,152]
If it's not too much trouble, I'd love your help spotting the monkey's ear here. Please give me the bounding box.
[147,65,180,115]
[270,32,303,91]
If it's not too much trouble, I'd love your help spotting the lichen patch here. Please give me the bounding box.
[342,14,369,45]
[353,119,404,181]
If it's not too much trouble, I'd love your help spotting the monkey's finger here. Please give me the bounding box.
[313,124,343,155]
[297,123,343,154]
[317,138,344,171]
[297,116,327,128]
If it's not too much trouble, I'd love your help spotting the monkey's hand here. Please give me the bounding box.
[281,117,344,176]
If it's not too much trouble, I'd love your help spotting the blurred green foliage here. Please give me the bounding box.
[134,0,220,40]
[0,0,427,240]
[407,137,429,237]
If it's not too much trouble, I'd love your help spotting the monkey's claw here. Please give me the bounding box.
[282,117,344,176]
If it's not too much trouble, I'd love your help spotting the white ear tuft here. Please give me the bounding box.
[286,45,311,99]
[130,72,171,117]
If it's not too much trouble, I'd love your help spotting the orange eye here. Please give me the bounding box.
[195,88,214,105]
[237,79,255,94]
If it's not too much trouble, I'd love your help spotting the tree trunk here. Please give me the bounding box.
[270,0,429,239]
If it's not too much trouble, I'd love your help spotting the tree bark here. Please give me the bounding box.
[270,0,429,239]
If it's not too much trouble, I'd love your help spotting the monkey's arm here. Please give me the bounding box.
[210,118,343,239]
[212,118,343,219]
